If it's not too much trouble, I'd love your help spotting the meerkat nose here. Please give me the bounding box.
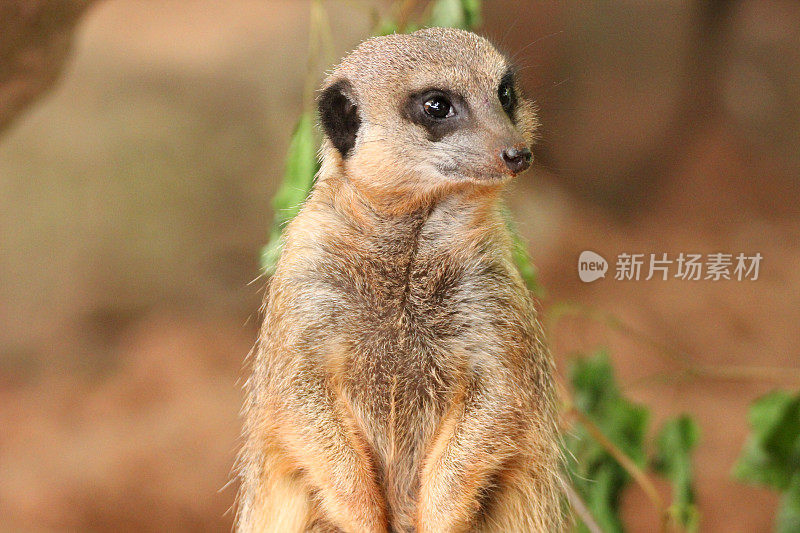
[501,146,532,174]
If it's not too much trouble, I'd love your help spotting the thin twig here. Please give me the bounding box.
[561,478,603,533]
[316,1,335,67]
[303,1,336,111]
[627,364,800,391]
[303,1,322,109]
[685,364,800,382]
[548,301,800,385]
[563,404,670,533]
[396,0,424,31]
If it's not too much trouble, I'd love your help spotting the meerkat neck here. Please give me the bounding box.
[290,168,509,313]
[311,168,504,239]
[284,169,511,313]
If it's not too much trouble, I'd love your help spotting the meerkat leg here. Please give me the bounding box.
[415,380,551,533]
[475,447,563,533]
[239,447,347,533]
[239,460,312,532]
[237,437,316,533]
[272,372,388,533]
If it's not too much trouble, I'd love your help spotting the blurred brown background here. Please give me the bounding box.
[1,1,798,531]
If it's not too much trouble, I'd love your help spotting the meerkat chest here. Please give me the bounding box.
[287,220,522,514]
[312,237,513,411]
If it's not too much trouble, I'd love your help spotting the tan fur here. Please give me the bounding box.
[237,28,562,532]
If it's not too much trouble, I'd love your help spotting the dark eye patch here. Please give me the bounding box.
[401,88,467,142]
[498,67,518,120]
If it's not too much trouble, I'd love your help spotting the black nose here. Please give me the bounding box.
[502,146,532,174]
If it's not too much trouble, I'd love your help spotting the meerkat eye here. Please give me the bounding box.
[423,95,454,119]
[402,89,463,141]
[498,83,515,112]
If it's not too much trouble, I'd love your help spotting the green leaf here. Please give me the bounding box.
[375,17,399,36]
[260,228,285,277]
[734,390,800,491]
[654,415,701,532]
[734,390,800,533]
[570,349,618,415]
[777,474,800,533]
[566,350,650,533]
[260,112,320,274]
[429,0,467,29]
[392,0,479,32]
[271,112,319,226]
[460,0,482,29]
[511,234,544,297]
[501,207,545,297]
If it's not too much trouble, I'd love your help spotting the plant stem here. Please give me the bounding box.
[563,403,670,533]
[549,301,800,386]
[561,478,604,533]
[396,0,424,31]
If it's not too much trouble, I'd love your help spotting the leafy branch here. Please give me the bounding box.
[734,390,800,533]
[562,350,698,533]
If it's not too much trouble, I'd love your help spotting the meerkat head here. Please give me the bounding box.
[317,27,539,211]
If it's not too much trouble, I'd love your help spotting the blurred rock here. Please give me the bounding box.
[0,0,97,133]
[722,0,800,174]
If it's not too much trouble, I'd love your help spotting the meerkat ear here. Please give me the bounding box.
[318,80,361,158]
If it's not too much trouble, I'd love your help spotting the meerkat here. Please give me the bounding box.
[237,27,563,533]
